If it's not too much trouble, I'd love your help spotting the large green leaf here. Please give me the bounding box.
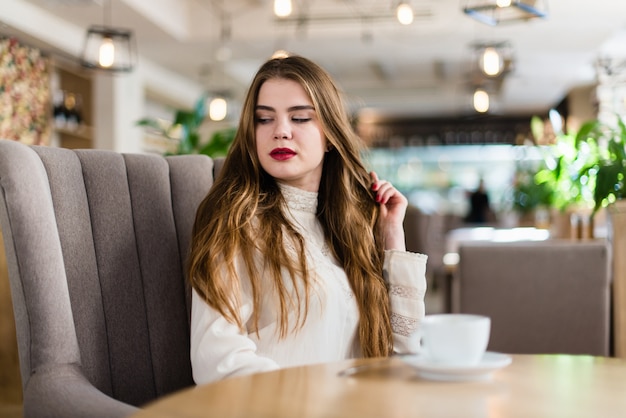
[574,120,600,146]
[594,163,623,211]
[173,110,195,128]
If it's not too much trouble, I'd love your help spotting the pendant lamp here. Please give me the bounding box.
[274,0,292,17]
[80,0,136,72]
[396,2,414,25]
[209,96,228,121]
[473,41,514,77]
[473,89,490,113]
[463,0,548,26]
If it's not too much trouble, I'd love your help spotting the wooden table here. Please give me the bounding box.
[133,355,626,418]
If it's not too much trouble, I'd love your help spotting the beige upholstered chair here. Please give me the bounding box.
[0,139,219,417]
[457,240,611,356]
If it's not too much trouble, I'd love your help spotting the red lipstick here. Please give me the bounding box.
[270,148,296,161]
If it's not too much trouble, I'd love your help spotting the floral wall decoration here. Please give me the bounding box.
[0,37,52,145]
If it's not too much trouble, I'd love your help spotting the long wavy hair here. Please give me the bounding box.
[188,54,392,357]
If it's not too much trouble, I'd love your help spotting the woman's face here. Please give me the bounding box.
[255,78,327,192]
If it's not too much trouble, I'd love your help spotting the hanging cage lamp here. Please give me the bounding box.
[80,25,136,72]
[472,41,515,77]
[463,0,548,26]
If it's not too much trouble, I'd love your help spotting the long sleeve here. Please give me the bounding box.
[384,250,428,354]
[190,289,280,384]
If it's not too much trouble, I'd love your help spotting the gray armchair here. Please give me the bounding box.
[0,139,219,417]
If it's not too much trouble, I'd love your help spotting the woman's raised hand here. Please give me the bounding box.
[370,171,407,251]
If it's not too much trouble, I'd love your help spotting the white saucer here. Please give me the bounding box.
[401,352,512,382]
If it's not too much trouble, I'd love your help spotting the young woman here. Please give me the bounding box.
[188,54,427,384]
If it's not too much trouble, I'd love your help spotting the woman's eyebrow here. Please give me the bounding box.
[288,105,315,111]
[255,105,315,112]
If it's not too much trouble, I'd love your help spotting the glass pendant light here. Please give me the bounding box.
[396,3,414,25]
[274,0,292,17]
[209,97,228,121]
[480,47,503,76]
[473,89,490,113]
[80,0,136,72]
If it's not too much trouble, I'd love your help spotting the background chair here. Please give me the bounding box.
[457,240,611,356]
[0,139,218,417]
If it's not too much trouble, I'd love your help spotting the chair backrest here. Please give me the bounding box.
[0,139,216,409]
[404,206,448,273]
[457,239,611,356]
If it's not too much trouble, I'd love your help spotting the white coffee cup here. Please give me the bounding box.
[416,314,491,367]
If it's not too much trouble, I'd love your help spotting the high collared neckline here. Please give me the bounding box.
[278,183,318,214]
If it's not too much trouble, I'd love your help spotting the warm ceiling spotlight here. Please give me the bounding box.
[98,36,115,68]
[396,3,414,25]
[473,89,490,113]
[274,0,293,18]
[209,97,228,121]
[480,47,503,76]
[271,50,290,59]
[472,41,514,78]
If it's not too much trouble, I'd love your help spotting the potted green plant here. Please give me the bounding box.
[575,117,626,216]
[137,94,235,157]
[512,115,597,236]
[528,116,595,211]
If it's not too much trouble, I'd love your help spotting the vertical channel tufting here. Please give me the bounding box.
[33,147,113,396]
[123,154,194,397]
[75,150,153,406]
[0,143,84,389]
[166,154,215,326]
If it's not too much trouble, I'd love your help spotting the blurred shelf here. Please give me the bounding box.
[55,125,93,149]
[55,125,93,141]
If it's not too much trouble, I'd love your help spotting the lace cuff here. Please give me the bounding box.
[383,250,427,354]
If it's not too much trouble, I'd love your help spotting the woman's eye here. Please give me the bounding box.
[256,117,272,124]
[292,117,311,123]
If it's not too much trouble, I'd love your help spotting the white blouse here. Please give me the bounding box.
[190,184,428,384]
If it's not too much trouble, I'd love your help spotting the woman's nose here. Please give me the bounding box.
[273,119,292,139]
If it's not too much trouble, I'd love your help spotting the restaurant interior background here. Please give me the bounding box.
[1,0,626,414]
[2,0,626,223]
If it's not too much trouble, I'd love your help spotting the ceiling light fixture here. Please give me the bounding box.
[480,47,502,76]
[463,0,548,26]
[272,50,290,59]
[396,2,414,25]
[473,89,490,113]
[274,0,293,17]
[472,41,514,78]
[80,0,135,71]
[209,96,228,121]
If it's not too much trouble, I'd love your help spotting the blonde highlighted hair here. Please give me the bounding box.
[188,54,392,357]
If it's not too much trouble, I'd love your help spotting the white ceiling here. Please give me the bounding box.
[5,0,626,119]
